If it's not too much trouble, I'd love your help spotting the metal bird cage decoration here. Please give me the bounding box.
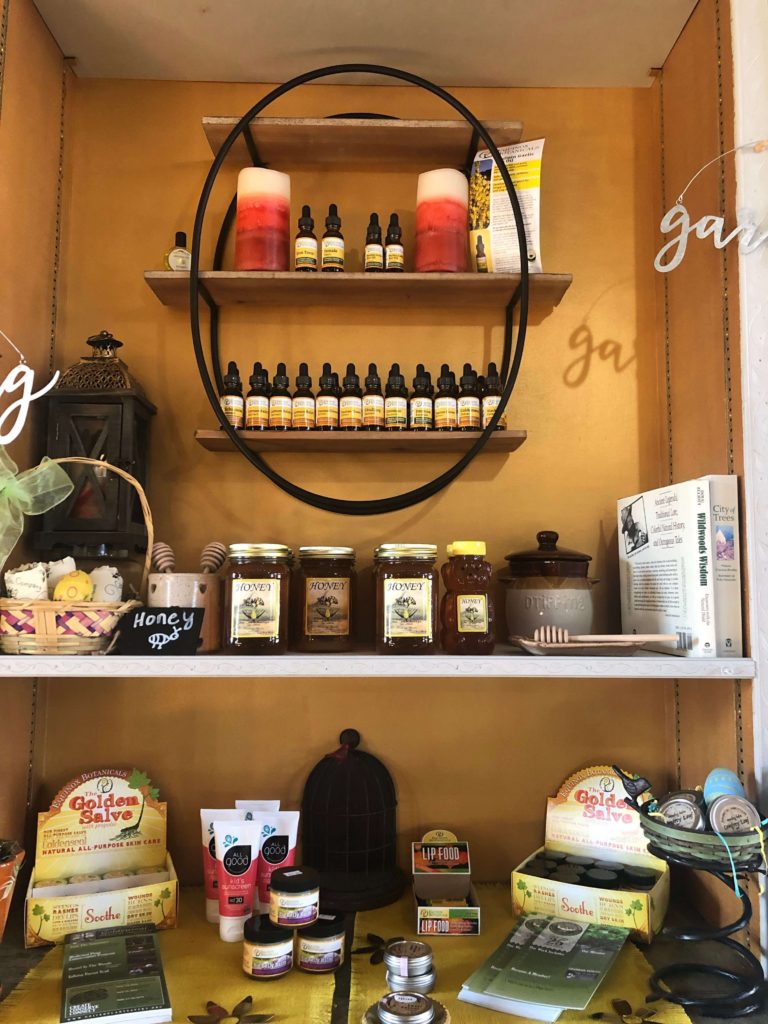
[301,728,404,911]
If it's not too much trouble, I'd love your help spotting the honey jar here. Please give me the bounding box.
[293,547,356,652]
[374,545,438,655]
[223,543,292,654]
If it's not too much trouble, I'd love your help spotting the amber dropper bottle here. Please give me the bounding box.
[482,362,506,429]
[363,363,385,430]
[321,204,344,272]
[220,361,244,429]
[435,364,458,431]
[269,362,292,430]
[292,362,316,430]
[385,214,404,271]
[364,213,384,272]
[385,363,409,431]
[316,362,339,430]
[295,205,318,271]
[457,363,481,431]
[340,363,363,430]
[410,363,433,431]
[245,361,270,431]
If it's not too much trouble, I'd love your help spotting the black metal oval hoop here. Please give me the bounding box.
[190,63,530,515]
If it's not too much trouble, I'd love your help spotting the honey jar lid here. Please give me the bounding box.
[449,541,486,557]
[299,546,355,560]
[228,543,293,560]
[503,531,592,579]
[374,544,437,560]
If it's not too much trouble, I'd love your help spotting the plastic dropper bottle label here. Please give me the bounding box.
[220,394,244,428]
[292,396,316,429]
[365,243,384,271]
[482,395,507,429]
[269,395,292,428]
[435,396,457,429]
[457,395,480,429]
[316,394,339,428]
[362,394,385,427]
[340,395,362,428]
[385,244,404,271]
[321,237,345,270]
[385,396,408,429]
[246,394,269,429]
[296,237,318,270]
[410,397,433,429]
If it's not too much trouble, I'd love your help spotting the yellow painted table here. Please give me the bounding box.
[0,884,691,1024]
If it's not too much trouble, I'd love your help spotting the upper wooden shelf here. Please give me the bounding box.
[195,428,527,454]
[202,116,523,169]
[144,271,572,321]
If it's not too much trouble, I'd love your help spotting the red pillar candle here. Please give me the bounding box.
[234,168,291,271]
[414,169,469,273]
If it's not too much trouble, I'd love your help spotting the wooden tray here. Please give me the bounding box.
[510,637,651,657]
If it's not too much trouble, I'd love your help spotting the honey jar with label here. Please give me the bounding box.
[293,547,356,652]
[223,543,293,653]
[374,544,438,654]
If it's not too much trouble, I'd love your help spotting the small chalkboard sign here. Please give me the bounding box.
[113,607,204,655]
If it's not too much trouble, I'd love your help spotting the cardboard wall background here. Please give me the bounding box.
[0,0,64,842]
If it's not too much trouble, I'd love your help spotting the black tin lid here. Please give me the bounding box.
[244,913,292,944]
[270,865,320,894]
[504,531,593,579]
[564,855,594,867]
[300,910,345,939]
[584,869,619,888]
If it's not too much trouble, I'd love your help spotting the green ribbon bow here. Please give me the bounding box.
[0,447,74,572]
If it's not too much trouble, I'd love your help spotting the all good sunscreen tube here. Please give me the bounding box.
[256,811,300,913]
[213,818,264,942]
[200,809,245,923]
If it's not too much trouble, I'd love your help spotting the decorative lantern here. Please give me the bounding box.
[301,728,404,911]
[34,331,156,555]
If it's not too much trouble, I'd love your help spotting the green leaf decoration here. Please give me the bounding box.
[160,887,172,900]
[128,768,151,791]
[625,907,632,916]
[32,904,44,917]
[44,914,50,922]
[631,899,643,911]
[154,899,161,907]
[148,787,160,801]
[516,879,528,891]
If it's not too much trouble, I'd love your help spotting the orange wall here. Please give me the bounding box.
[33,77,677,883]
[0,0,64,842]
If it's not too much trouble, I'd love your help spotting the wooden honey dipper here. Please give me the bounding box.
[533,626,679,645]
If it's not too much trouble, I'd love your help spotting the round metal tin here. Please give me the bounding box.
[383,940,433,977]
[386,968,436,994]
[658,796,706,831]
[377,992,435,1024]
[707,794,762,834]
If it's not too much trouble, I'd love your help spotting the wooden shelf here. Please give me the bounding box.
[195,428,527,454]
[0,651,754,679]
[202,116,523,169]
[144,271,572,321]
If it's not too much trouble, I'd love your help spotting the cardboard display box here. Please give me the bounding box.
[511,766,669,943]
[413,828,481,936]
[26,767,178,947]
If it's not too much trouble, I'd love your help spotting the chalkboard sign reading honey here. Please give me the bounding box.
[115,607,204,655]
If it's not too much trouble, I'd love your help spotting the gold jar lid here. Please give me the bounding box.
[228,543,293,560]
[374,543,437,560]
[298,546,356,560]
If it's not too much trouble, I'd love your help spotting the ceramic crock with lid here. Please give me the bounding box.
[500,530,597,638]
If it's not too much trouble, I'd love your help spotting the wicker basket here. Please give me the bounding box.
[0,457,152,655]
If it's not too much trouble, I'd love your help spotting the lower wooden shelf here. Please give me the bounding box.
[195,428,527,453]
[0,650,754,678]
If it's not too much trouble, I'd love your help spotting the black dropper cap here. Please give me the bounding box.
[326,203,341,230]
[365,363,381,392]
[295,361,312,388]
[298,205,314,231]
[388,362,405,390]
[366,213,381,245]
[273,362,289,389]
[175,231,187,248]
[319,362,335,391]
[486,362,501,389]
[332,372,341,397]
[476,235,486,255]
[249,361,264,387]
[437,363,453,392]
[223,360,241,387]
[343,362,361,392]
[386,213,401,242]
[460,362,477,389]
[412,363,429,392]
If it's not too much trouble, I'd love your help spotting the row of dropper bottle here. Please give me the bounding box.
[219,361,508,431]
[295,205,403,272]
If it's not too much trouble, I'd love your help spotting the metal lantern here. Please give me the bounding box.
[301,728,404,911]
[34,331,156,555]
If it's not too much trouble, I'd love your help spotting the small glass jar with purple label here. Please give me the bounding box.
[242,914,294,980]
[269,866,320,929]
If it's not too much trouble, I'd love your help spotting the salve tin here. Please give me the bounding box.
[297,911,345,972]
[378,992,435,1024]
[386,969,436,995]
[268,865,320,928]
[383,939,433,977]
[707,794,762,834]
[658,796,706,831]
[242,914,294,979]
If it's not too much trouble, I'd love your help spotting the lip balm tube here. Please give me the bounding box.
[415,169,469,272]
[255,811,300,913]
[200,809,245,923]
[213,818,264,942]
[234,168,291,270]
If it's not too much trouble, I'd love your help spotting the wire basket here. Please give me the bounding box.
[614,766,766,872]
[0,457,151,655]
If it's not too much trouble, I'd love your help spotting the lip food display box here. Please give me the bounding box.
[512,766,669,943]
[25,768,178,947]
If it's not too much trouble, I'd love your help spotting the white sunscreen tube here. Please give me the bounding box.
[200,808,245,923]
[255,811,300,913]
[213,818,264,942]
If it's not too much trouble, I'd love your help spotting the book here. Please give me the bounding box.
[459,914,628,1020]
[617,475,742,657]
[60,924,171,1024]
